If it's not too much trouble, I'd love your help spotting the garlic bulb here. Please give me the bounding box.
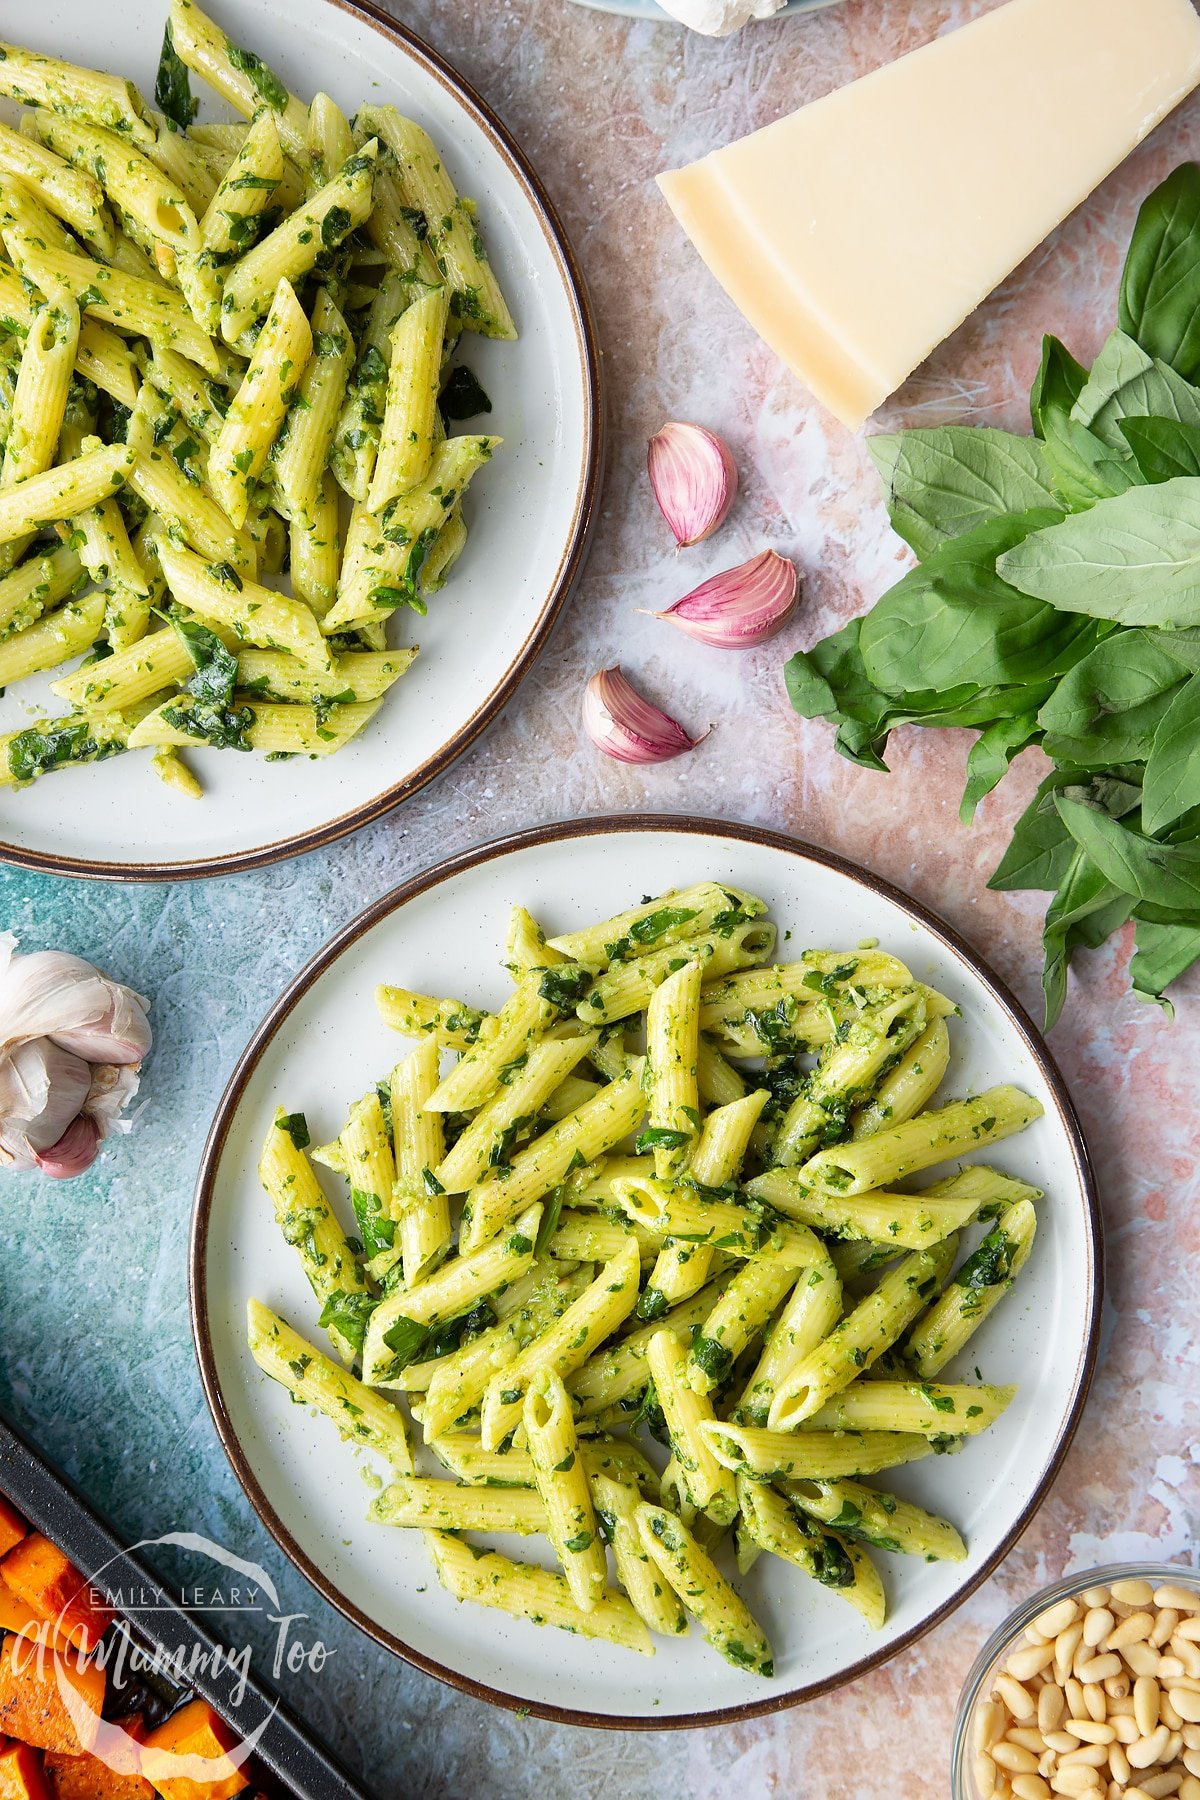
[583,667,708,764]
[647,423,738,548]
[0,934,151,1178]
[654,550,799,648]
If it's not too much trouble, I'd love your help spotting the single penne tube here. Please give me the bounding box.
[733,1234,842,1427]
[68,497,151,653]
[769,990,927,1167]
[434,1032,598,1194]
[75,319,140,406]
[367,284,449,509]
[425,969,557,1114]
[608,1174,766,1261]
[370,1478,547,1535]
[220,142,377,343]
[546,882,766,968]
[635,1504,772,1678]
[542,1076,602,1122]
[258,1109,373,1364]
[851,1018,951,1139]
[391,1037,451,1288]
[736,1477,885,1630]
[125,396,257,572]
[0,120,112,254]
[461,1062,646,1252]
[0,41,154,143]
[431,1430,657,1495]
[52,620,198,711]
[362,1202,542,1386]
[356,106,515,340]
[0,444,133,546]
[0,705,145,788]
[746,1169,981,1252]
[480,1240,641,1450]
[375,985,488,1051]
[784,1475,966,1563]
[272,289,354,518]
[329,269,409,501]
[153,537,331,672]
[906,1200,1038,1379]
[700,1420,937,1483]
[307,91,355,190]
[359,158,440,283]
[143,117,220,218]
[0,592,103,685]
[209,278,312,529]
[698,946,913,1028]
[424,1531,653,1656]
[686,1244,802,1398]
[799,1379,1016,1438]
[524,1370,607,1611]
[696,1040,748,1108]
[237,646,415,703]
[546,1210,646,1267]
[322,433,500,631]
[640,1089,769,1316]
[421,505,467,595]
[592,1474,688,1639]
[129,692,379,761]
[570,1277,726,1420]
[0,298,79,573]
[338,1089,397,1262]
[766,1240,958,1430]
[578,920,776,1026]
[185,109,284,334]
[644,959,703,1181]
[800,1087,1045,1196]
[168,0,311,162]
[420,1266,592,1439]
[36,113,198,264]
[0,544,83,638]
[246,1298,411,1473]
[646,1329,737,1525]
[505,904,564,977]
[288,471,343,617]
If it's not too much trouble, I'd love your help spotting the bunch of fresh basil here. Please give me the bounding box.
[786,163,1200,1028]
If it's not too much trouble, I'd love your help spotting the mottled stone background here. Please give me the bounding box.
[1,0,1198,1795]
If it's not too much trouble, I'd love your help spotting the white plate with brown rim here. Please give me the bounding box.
[192,816,1101,1728]
[0,0,601,881]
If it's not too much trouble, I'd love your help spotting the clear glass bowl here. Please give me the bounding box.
[951,1560,1200,1799]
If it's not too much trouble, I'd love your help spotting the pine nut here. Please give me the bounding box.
[1040,1685,1066,1732]
[975,1752,998,1796]
[1046,1731,1080,1753]
[1177,1622,1200,1644]
[1181,1777,1200,1800]
[1109,1743,1131,1784]
[1050,1770,1101,1795]
[1010,1643,1058,1681]
[977,1701,1005,1749]
[1012,1778,1051,1800]
[1010,1729,1048,1754]
[1113,1716,1141,1743]
[994,1743,1042,1774]
[1110,1615,1157,1650]
[1066,1680,1087,1719]
[1136,1677,1163,1737]
[1066,1721,1116,1745]
[1140,1775,1183,1798]
[1082,1588,1113,1611]
[997,1675,1037,1720]
[1167,1732,1184,1760]
[1085,1609,1116,1648]
[1105,1675,1132,1700]
[1172,1641,1200,1679]
[1154,1613,1183,1648]
[1125,1789,1156,1800]
[1128,1645,1164,1677]
[1162,1660,1189,1682]
[1189,1751,1200,1776]
[1156,1588,1200,1615]
[1163,1695,1185,1730]
[1114,1582,1156,1608]
[1184,1727,1200,1750]
[1078,1655,1122,1684]
[1058,1625,1086,1684]
[1084,1685,1107,1723]
[1060,1746,1110,1769]
[1129,1726,1173,1769]
[1037,1600,1082,1638]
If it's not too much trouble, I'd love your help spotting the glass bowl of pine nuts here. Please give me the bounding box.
[952,1563,1200,1800]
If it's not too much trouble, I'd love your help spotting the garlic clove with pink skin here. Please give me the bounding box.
[36,1115,101,1180]
[647,423,738,548]
[583,666,708,764]
[654,549,799,649]
[0,934,151,1065]
[0,1040,93,1168]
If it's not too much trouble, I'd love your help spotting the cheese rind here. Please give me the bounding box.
[658,0,1200,430]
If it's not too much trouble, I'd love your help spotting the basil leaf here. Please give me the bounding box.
[1142,672,1200,834]
[1071,331,1200,450]
[1040,408,1143,510]
[989,771,1098,894]
[1041,848,1131,1030]
[380,1312,431,1367]
[1037,630,1193,767]
[1056,796,1200,911]
[1118,163,1200,382]
[440,366,492,422]
[225,38,290,112]
[1128,917,1200,1015]
[278,1111,310,1150]
[1118,416,1200,483]
[959,711,1041,825]
[155,21,197,129]
[317,1290,376,1355]
[997,478,1200,626]
[1030,334,1088,438]
[868,428,1059,558]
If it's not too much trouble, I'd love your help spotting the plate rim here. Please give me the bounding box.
[0,0,604,885]
[190,813,1103,1731]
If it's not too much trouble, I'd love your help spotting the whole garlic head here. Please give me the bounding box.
[0,935,151,1179]
[654,0,787,37]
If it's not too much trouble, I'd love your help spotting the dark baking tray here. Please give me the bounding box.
[0,1409,374,1800]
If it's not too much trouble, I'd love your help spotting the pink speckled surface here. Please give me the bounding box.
[348,0,1200,1788]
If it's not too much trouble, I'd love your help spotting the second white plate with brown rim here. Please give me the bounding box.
[192,816,1101,1728]
[0,0,601,881]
